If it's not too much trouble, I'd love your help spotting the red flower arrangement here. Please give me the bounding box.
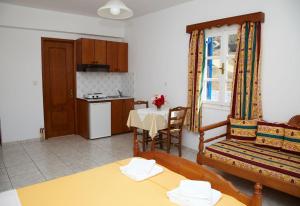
[152,95,165,109]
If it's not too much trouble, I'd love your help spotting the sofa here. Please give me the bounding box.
[197,115,300,197]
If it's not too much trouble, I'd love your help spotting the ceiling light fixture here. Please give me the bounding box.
[97,0,133,20]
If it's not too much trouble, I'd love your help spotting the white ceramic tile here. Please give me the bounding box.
[10,171,45,188]
[0,159,5,168]
[1,143,24,153]
[67,159,100,172]
[0,181,12,192]
[38,163,73,180]
[27,151,58,162]
[6,162,40,177]
[0,168,10,187]
[34,157,65,169]
[3,153,33,167]
[76,72,134,98]
[0,168,7,177]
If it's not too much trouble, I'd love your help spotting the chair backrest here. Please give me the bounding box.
[288,115,300,128]
[167,107,188,133]
[134,100,149,109]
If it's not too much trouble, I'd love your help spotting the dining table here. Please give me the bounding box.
[127,107,170,155]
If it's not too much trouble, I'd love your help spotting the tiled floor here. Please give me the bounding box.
[0,133,298,206]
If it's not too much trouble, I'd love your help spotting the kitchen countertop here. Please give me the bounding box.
[77,96,134,103]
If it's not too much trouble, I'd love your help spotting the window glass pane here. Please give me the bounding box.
[228,34,237,56]
[206,36,221,57]
[226,58,235,81]
[225,81,233,103]
[207,59,222,78]
[205,80,219,101]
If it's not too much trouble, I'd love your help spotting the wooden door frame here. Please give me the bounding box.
[41,37,77,139]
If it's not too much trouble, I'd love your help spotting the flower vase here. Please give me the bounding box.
[156,105,161,110]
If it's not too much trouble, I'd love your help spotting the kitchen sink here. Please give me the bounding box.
[107,95,131,99]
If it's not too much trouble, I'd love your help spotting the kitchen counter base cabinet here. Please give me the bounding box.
[111,99,134,135]
[76,98,133,138]
[77,99,89,139]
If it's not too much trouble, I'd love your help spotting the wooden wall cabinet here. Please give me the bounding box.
[107,41,128,72]
[76,38,128,72]
[76,38,107,65]
[111,98,133,135]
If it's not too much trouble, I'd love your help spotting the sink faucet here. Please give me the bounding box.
[117,90,123,97]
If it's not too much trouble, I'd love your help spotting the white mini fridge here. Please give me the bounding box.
[89,102,111,139]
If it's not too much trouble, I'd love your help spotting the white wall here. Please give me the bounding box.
[0,3,125,38]
[1,0,300,145]
[125,0,300,149]
[0,3,126,143]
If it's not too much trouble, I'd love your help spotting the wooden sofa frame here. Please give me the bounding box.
[197,115,300,198]
[132,127,263,206]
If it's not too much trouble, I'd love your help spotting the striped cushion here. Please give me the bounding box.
[282,125,300,154]
[205,140,300,186]
[230,118,258,141]
[255,121,285,148]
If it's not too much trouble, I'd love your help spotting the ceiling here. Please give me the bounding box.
[0,0,192,19]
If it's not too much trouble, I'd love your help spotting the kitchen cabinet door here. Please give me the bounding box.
[76,39,95,64]
[111,99,123,134]
[107,41,119,72]
[94,40,107,64]
[118,43,128,72]
[122,99,134,132]
[76,99,89,139]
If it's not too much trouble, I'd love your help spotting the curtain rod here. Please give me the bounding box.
[186,12,265,34]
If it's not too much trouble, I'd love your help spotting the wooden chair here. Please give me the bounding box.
[134,100,149,108]
[134,100,151,151]
[151,106,188,157]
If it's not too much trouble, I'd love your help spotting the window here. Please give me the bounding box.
[202,26,238,107]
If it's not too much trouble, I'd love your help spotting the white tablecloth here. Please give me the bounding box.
[127,108,169,138]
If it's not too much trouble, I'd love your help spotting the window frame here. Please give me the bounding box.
[202,25,239,109]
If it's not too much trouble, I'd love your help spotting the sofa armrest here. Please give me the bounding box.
[199,119,229,143]
[203,133,228,143]
[199,120,229,132]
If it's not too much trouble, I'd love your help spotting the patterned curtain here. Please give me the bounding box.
[231,22,262,120]
[186,30,206,132]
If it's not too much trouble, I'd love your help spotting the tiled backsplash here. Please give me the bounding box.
[76,72,134,98]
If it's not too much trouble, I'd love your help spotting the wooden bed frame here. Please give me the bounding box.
[197,115,300,198]
[132,128,263,206]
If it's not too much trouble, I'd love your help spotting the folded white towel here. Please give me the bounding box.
[125,158,156,173]
[179,180,211,198]
[0,190,22,206]
[120,158,163,181]
[167,180,222,206]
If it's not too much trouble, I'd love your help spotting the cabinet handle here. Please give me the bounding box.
[69,89,73,98]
